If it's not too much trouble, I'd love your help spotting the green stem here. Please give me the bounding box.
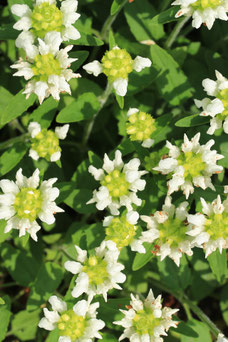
[165,16,190,49]
[149,276,222,338]
[82,83,113,147]
[0,133,29,150]
[0,282,17,288]
[100,0,128,41]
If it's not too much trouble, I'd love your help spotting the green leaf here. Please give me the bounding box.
[0,90,36,127]
[124,0,165,41]
[102,332,118,341]
[0,296,11,342]
[180,319,212,342]
[0,142,28,177]
[175,113,210,127]
[1,242,40,286]
[56,92,100,123]
[69,32,103,46]
[150,44,193,106]
[220,283,228,325]
[69,50,90,71]
[57,182,97,214]
[175,320,199,338]
[0,220,10,243]
[46,329,60,342]
[27,262,64,311]
[157,256,191,291]
[116,94,124,109]
[0,87,13,110]
[151,7,178,25]
[11,309,41,341]
[109,30,116,50]
[0,24,18,40]
[132,242,154,271]
[0,298,5,305]
[98,297,130,328]
[29,97,58,128]
[111,0,125,15]
[207,249,227,284]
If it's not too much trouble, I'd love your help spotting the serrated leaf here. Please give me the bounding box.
[27,262,64,311]
[0,142,28,177]
[0,296,11,342]
[132,242,154,271]
[29,97,58,128]
[150,44,193,106]
[0,90,36,127]
[207,249,227,284]
[175,113,210,127]
[124,0,165,41]
[56,92,100,123]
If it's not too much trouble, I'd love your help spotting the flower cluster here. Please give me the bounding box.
[28,121,69,162]
[141,196,193,266]
[64,240,126,302]
[114,289,179,342]
[0,168,63,241]
[195,70,228,135]
[172,0,228,30]
[83,46,152,96]
[154,133,223,199]
[88,150,148,215]
[38,296,105,342]
[11,0,81,103]
[126,108,156,148]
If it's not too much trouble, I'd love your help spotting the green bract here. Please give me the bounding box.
[31,128,61,161]
[191,0,223,10]
[57,310,86,340]
[126,111,156,142]
[105,215,137,248]
[82,256,109,286]
[101,169,129,199]
[204,213,228,240]
[14,187,42,222]
[177,151,206,180]
[133,308,161,335]
[32,54,62,83]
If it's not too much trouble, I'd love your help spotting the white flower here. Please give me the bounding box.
[11,31,81,104]
[28,121,69,162]
[64,240,126,302]
[0,168,63,241]
[87,150,148,215]
[11,0,80,54]
[126,108,156,148]
[217,333,228,342]
[172,0,228,30]
[187,195,228,257]
[83,46,152,96]
[141,196,194,266]
[38,296,105,342]
[103,211,146,253]
[154,133,224,199]
[114,289,179,342]
[195,70,228,134]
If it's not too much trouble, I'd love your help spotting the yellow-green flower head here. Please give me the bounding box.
[11,0,80,55]
[64,241,126,302]
[87,150,148,215]
[187,195,228,257]
[114,289,179,341]
[195,70,228,135]
[172,0,228,30]
[11,32,80,104]
[154,133,224,199]
[28,122,69,162]
[141,196,194,266]
[83,46,152,96]
[103,211,145,253]
[0,168,63,241]
[38,296,105,341]
[126,108,156,148]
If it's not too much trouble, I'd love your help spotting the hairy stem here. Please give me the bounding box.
[0,133,29,150]
[165,16,190,49]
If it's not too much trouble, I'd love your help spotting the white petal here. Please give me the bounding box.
[49,296,67,313]
[28,121,41,138]
[113,78,128,96]
[55,124,69,139]
[64,261,82,274]
[83,60,103,76]
[133,56,152,72]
